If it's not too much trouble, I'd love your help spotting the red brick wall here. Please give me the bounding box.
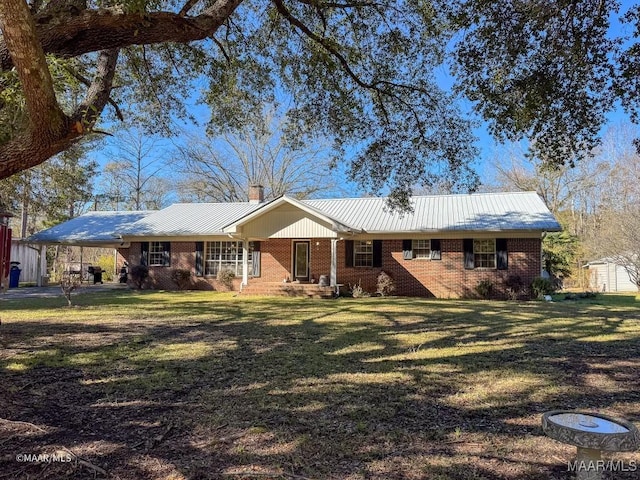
[121,242,241,291]
[259,239,291,282]
[259,239,333,283]
[332,238,541,298]
[123,237,541,298]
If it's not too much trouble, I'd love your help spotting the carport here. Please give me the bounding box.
[25,211,155,286]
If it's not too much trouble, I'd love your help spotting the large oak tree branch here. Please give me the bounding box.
[0,0,66,133]
[1,2,244,71]
[72,49,120,128]
[0,49,119,179]
[62,62,124,121]
[0,0,244,180]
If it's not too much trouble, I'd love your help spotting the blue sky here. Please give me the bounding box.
[94,1,639,204]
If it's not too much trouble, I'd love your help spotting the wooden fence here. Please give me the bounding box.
[10,240,47,284]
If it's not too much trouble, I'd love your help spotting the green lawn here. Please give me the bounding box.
[1,291,639,479]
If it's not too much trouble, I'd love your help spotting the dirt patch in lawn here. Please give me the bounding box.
[1,291,639,479]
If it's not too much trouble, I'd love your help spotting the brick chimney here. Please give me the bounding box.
[248,184,264,204]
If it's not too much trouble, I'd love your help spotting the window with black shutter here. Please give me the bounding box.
[412,239,431,259]
[473,239,496,268]
[403,239,442,260]
[147,241,170,266]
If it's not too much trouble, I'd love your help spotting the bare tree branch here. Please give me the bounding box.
[212,37,232,65]
[272,0,373,90]
[294,0,379,8]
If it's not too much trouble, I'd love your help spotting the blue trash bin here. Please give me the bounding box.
[9,264,21,288]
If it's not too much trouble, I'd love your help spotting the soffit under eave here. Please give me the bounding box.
[118,234,238,243]
[343,230,549,239]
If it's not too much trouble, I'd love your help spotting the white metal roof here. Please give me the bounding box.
[29,191,561,245]
[27,211,155,246]
[119,202,262,237]
[303,192,561,232]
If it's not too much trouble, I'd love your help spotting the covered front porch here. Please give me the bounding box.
[237,237,342,295]
[225,196,357,292]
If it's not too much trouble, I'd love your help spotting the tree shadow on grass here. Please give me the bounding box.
[0,293,639,479]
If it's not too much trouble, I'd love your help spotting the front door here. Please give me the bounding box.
[293,241,310,281]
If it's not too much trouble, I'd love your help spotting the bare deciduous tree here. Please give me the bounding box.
[176,111,341,202]
[96,128,172,210]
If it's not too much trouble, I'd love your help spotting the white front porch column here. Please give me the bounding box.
[330,238,338,287]
[242,239,249,287]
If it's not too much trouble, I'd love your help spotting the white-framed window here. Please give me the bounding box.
[412,239,431,259]
[204,241,253,276]
[473,239,496,269]
[149,242,166,266]
[354,240,373,267]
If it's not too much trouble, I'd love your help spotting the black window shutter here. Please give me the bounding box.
[345,240,354,267]
[140,242,149,266]
[372,240,383,268]
[463,239,474,269]
[162,242,171,266]
[496,238,508,270]
[402,239,413,260]
[195,242,204,276]
[252,241,261,277]
[431,239,442,260]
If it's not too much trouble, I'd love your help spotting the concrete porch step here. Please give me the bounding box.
[240,282,335,298]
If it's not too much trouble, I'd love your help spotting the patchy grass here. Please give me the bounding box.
[1,291,639,479]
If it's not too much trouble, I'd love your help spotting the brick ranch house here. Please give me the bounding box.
[29,189,561,298]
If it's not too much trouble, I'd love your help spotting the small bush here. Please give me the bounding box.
[59,272,82,306]
[171,268,192,290]
[530,277,555,299]
[504,275,525,300]
[350,280,370,298]
[129,265,149,290]
[94,255,115,282]
[376,271,396,297]
[474,279,494,299]
[217,268,235,290]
